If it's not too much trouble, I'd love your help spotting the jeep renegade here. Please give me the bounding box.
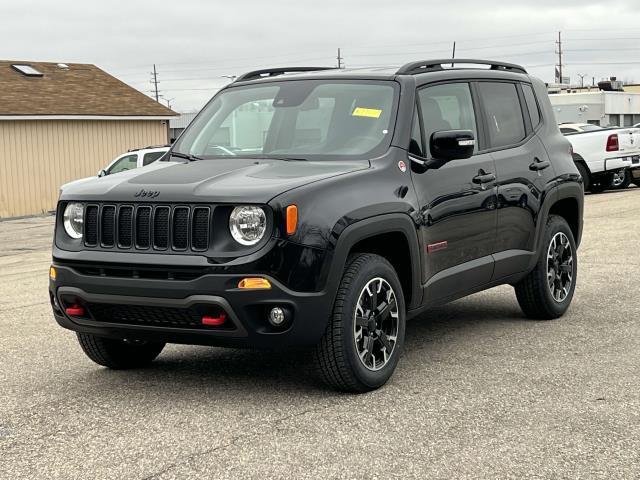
[50,60,584,392]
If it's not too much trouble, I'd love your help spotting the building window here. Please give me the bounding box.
[11,64,43,77]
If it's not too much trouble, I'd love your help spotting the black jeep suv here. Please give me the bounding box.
[50,60,583,392]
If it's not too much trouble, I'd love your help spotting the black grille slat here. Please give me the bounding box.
[172,207,189,250]
[101,206,116,247]
[192,208,210,251]
[136,207,152,249]
[118,206,133,247]
[153,207,170,249]
[85,205,99,246]
[81,203,214,253]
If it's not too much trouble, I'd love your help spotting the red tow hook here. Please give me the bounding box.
[202,313,226,326]
[65,304,85,317]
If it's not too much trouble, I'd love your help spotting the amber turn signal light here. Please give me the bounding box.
[49,266,57,280]
[238,277,272,289]
[286,205,298,235]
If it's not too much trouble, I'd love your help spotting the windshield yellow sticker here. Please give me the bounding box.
[352,107,382,119]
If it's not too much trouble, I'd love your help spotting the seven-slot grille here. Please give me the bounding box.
[84,204,211,252]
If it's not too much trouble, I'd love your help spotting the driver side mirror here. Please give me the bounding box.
[97,169,107,177]
[430,130,475,162]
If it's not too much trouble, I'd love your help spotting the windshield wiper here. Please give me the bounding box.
[267,156,308,162]
[170,151,203,162]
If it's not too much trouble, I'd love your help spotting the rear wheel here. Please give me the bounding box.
[313,253,406,393]
[77,333,165,369]
[515,215,577,320]
[610,169,631,189]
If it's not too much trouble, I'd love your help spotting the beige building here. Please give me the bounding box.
[0,60,177,218]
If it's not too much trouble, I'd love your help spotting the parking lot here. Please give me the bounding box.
[1,188,639,479]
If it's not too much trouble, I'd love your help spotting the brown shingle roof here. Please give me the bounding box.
[0,60,177,117]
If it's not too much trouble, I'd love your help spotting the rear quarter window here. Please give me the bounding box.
[522,84,541,128]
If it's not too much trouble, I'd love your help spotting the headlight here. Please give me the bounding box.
[63,202,84,239]
[229,206,266,246]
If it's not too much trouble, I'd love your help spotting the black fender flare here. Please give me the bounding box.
[528,180,584,272]
[319,213,423,310]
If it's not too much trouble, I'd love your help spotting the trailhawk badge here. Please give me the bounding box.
[398,160,407,172]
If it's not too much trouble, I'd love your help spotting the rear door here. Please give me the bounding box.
[411,82,498,302]
[482,81,555,278]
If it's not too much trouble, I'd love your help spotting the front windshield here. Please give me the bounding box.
[172,80,398,160]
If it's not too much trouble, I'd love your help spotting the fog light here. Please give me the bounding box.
[269,307,286,326]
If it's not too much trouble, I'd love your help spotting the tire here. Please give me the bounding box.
[634,180,640,188]
[610,169,631,190]
[589,181,607,194]
[313,253,406,393]
[514,215,577,320]
[575,162,590,191]
[76,333,165,369]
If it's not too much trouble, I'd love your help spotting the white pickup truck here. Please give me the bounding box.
[561,125,640,192]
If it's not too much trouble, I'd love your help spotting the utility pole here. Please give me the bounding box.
[151,64,160,102]
[555,31,563,84]
[577,73,587,88]
[337,48,344,69]
[451,41,456,67]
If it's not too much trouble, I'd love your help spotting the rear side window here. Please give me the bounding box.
[522,84,541,128]
[417,83,477,157]
[478,82,526,148]
[142,151,166,166]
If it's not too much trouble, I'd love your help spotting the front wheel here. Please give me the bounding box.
[313,254,406,393]
[514,215,577,319]
[77,333,165,369]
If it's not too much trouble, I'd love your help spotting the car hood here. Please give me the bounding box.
[59,158,370,203]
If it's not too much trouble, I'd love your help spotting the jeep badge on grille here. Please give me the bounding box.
[134,189,160,199]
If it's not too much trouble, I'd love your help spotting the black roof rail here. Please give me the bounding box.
[127,144,170,152]
[397,59,527,75]
[234,67,336,83]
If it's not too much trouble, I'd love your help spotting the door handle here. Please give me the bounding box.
[529,158,550,171]
[472,172,496,184]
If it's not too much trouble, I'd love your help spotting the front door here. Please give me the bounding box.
[411,82,498,302]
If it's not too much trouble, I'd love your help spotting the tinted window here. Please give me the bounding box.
[560,127,577,135]
[142,151,166,166]
[417,83,477,157]
[107,154,137,174]
[478,82,526,148]
[522,84,541,128]
[409,107,423,156]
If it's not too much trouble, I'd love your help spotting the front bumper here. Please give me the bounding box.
[49,263,333,348]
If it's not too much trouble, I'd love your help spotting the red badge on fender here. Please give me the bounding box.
[398,160,407,172]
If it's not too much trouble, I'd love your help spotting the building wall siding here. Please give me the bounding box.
[0,119,168,218]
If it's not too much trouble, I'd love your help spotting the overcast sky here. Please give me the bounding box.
[2,0,640,112]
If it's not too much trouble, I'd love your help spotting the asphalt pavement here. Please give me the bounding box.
[1,188,639,479]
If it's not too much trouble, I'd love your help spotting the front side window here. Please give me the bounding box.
[173,80,399,160]
[478,82,526,148]
[417,83,477,157]
[107,154,137,174]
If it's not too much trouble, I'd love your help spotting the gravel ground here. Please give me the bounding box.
[1,188,639,479]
